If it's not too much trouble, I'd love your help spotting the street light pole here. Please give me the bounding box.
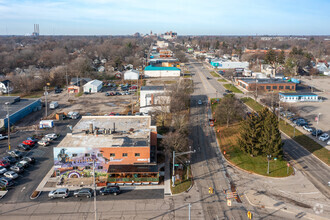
[172,147,195,187]
[316,113,321,138]
[44,86,48,118]
[267,155,272,175]
[188,203,191,220]
[172,151,175,187]
[92,157,97,220]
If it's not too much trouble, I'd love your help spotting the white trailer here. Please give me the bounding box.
[39,120,54,129]
[49,101,59,109]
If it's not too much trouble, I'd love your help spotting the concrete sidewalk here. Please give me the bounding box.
[245,190,329,220]
[164,153,172,195]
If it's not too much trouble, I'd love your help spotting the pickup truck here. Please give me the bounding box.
[0,134,8,140]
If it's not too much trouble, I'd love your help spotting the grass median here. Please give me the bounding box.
[216,123,294,177]
[210,71,220,77]
[241,97,264,111]
[279,120,330,165]
[217,79,227,82]
[223,84,243,93]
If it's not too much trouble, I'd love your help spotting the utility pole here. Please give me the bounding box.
[188,203,191,220]
[278,94,281,121]
[65,64,69,100]
[5,102,11,150]
[172,147,195,187]
[44,86,49,118]
[92,156,97,220]
[316,113,321,138]
[255,78,258,101]
[267,155,272,175]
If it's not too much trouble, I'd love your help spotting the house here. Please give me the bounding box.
[279,93,319,103]
[53,116,159,185]
[0,80,13,94]
[0,96,41,129]
[236,78,296,92]
[68,78,91,93]
[144,66,181,78]
[83,80,103,93]
[140,86,170,114]
[124,69,139,80]
[316,62,330,75]
[124,64,133,70]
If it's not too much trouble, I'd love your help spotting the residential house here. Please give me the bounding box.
[124,69,139,80]
[83,79,103,93]
[0,80,13,94]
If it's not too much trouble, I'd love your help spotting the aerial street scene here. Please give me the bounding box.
[0,0,329,219]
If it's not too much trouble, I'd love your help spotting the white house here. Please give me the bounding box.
[83,79,103,93]
[124,69,139,80]
[140,86,170,114]
[0,80,13,94]
[144,66,180,78]
[316,63,330,75]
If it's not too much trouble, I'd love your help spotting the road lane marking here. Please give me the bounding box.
[21,187,26,192]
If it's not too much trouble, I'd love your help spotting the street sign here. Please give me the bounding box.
[227,199,232,206]
[174,164,179,167]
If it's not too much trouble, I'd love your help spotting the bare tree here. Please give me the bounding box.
[215,94,245,127]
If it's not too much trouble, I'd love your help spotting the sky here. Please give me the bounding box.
[0,0,329,35]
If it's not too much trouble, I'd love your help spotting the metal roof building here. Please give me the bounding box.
[279,92,319,102]
[144,65,181,78]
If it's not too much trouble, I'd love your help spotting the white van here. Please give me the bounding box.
[49,101,59,109]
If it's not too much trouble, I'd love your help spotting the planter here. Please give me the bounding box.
[30,190,41,200]
[96,182,107,187]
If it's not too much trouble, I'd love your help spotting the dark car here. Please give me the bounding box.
[3,156,17,164]
[0,177,14,187]
[105,92,110,96]
[312,129,323,136]
[8,150,23,158]
[17,143,31,151]
[99,186,120,196]
[206,76,210,80]
[74,188,94,198]
[225,89,232,93]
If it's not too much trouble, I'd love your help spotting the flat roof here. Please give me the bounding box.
[279,92,318,96]
[238,78,294,84]
[57,116,153,148]
[144,66,180,71]
[141,86,164,91]
[0,97,39,119]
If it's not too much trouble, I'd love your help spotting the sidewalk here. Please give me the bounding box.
[245,190,329,220]
[164,153,172,195]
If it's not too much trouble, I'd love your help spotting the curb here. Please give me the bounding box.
[30,191,41,200]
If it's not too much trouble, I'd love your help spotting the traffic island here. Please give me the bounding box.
[30,190,41,200]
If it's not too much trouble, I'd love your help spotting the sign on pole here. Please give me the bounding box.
[227,199,232,206]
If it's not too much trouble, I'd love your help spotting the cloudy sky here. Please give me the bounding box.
[0,0,329,35]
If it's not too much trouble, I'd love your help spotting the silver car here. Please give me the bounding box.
[48,188,69,199]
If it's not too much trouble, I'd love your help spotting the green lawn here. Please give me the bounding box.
[241,97,264,111]
[171,178,192,194]
[223,84,243,93]
[210,71,220,77]
[279,120,330,165]
[217,123,294,177]
[183,74,192,78]
[217,79,227,82]
[210,98,221,113]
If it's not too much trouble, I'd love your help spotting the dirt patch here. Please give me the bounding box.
[263,191,312,209]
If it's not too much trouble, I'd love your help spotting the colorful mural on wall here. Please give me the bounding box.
[54,147,110,178]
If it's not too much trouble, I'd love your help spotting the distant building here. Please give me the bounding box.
[140,86,170,114]
[83,80,103,93]
[68,78,91,93]
[0,80,13,94]
[210,59,249,69]
[162,31,177,40]
[124,69,139,80]
[0,96,41,129]
[144,66,181,78]
[279,93,319,103]
[236,78,296,92]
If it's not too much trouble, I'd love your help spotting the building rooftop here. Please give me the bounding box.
[57,116,154,148]
[84,79,103,87]
[279,92,318,96]
[238,78,294,84]
[141,86,164,91]
[144,66,180,71]
[108,164,158,173]
[0,97,39,119]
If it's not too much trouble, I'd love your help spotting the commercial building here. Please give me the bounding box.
[53,116,159,185]
[140,86,170,114]
[83,79,103,93]
[124,69,139,80]
[0,96,41,129]
[0,80,13,94]
[144,66,181,78]
[210,59,249,69]
[236,78,296,92]
[68,78,91,93]
[279,93,319,103]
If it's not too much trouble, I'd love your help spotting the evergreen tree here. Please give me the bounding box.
[278,50,285,64]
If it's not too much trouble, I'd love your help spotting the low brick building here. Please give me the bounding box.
[236,78,296,92]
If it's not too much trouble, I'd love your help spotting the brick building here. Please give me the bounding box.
[53,116,159,185]
[236,78,296,92]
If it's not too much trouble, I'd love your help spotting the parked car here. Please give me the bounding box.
[0,166,7,174]
[22,140,36,146]
[319,133,329,141]
[27,137,38,142]
[105,92,110,96]
[327,140,330,145]
[303,125,313,132]
[44,133,58,140]
[10,165,24,173]
[49,188,69,199]
[225,89,232,93]
[22,157,36,164]
[3,156,17,164]
[17,160,29,168]
[206,76,210,79]
[17,143,31,151]
[0,134,8,140]
[38,140,50,146]
[14,162,25,170]
[8,150,23,158]
[0,177,14,187]
[74,188,94,198]
[0,160,10,168]
[99,186,120,196]
[312,129,323,136]
[4,171,18,179]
